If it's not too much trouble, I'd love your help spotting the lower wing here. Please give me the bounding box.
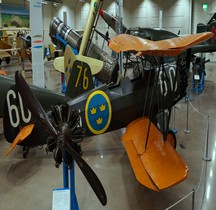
[122,117,188,191]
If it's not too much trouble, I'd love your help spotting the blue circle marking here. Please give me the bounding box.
[85,90,111,134]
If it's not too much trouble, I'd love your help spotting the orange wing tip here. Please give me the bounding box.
[5,124,35,157]
[0,70,7,76]
[109,32,213,57]
[122,117,188,191]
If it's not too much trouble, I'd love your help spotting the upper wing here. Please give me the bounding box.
[0,51,11,58]
[109,32,213,56]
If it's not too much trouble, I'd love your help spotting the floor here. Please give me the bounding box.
[0,58,216,210]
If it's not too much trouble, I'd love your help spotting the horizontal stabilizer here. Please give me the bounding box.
[53,52,103,75]
[5,124,35,156]
[109,32,212,56]
[53,56,64,73]
[122,117,188,191]
[77,54,103,75]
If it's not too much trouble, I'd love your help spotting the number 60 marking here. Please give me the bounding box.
[6,89,31,128]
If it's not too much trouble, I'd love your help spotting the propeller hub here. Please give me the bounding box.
[46,103,85,167]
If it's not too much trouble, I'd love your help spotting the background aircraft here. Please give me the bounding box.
[0,27,31,65]
[195,12,216,53]
[100,9,216,55]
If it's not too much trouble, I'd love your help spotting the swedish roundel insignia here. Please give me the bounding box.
[85,90,112,135]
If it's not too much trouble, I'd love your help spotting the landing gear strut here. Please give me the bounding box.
[23,146,29,158]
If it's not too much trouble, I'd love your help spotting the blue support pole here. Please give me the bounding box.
[63,153,69,188]
[62,151,79,210]
[70,160,79,210]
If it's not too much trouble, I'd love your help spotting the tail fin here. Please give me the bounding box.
[64,45,93,98]
[3,85,48,148]
[63,45,103,98]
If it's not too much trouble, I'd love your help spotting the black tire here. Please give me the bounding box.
[5,57,10,64]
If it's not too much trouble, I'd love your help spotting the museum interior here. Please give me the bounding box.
[0,0,216,210]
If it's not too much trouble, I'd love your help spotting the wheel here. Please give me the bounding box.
[5,57,10,64]
[166,130,177,149]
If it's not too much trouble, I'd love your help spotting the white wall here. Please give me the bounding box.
[2,0,216,36]
[123,0,191,35]
[2,0,216,58]
[192,0,216,32]
[73,0,191,35]
[41,4,53,46]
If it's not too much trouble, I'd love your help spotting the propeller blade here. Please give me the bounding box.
[15,71,58,137]
[15,71,107,205]
[5,124,35,156]
[64,141,107,206]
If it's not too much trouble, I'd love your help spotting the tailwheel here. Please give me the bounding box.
[166,130,177,149]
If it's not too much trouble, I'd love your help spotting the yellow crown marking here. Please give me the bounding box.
[96,117,103,125]
[90,107,97,115]
[99,104,106,111]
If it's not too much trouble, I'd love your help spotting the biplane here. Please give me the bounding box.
[0,0,214,206]
[0,29,212,200]
[0,27,31,64]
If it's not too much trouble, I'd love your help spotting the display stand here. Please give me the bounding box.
[171,106,178,134]
[63,155,79,210]
[192,71,205,94]
[184,96,191,134]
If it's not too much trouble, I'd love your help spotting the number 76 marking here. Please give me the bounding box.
[75,65,89,90]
